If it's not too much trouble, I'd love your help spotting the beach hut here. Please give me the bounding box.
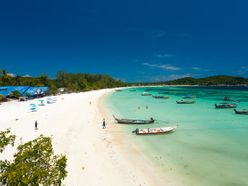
[0,86,49,99]
[47,98,54,104]
[0,86,29,98]
[58,87,66,94]
[19,97,28,102]
[25,86,49,98]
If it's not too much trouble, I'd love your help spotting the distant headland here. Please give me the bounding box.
[133,75,248,86]
[1,69,248,97]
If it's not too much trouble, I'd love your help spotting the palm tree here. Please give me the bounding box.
[14,75,21,86]
[1,69,10,85]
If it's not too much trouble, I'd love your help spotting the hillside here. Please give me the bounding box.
[136,75,248,86]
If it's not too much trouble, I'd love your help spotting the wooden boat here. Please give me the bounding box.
[115,89,122,92]
[141,92,152,96]
[152,95,170,99]
[176,100,195,104]
[223,97,240,103]
[133,126,177,135]
[113,115,155,124]
[234,109,248,115]
[215,103,237,109]
[183,95,196,99]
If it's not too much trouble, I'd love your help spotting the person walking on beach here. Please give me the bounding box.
[35,120,38,130]
[102,119,106,129]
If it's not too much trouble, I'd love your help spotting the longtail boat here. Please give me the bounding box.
[223,97,240,103]
[113,115,155,124]
[176,100,195,104]
[152,95,170,99]
[183,95,196,99]
[141,92,152,96]
[132,126,177,135]
[215,103,237,109]
[234,109,248,115]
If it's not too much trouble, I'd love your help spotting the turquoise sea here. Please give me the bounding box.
[104,86,248,186]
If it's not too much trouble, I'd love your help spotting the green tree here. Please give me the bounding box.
[9,91,21,99]
[0,130,67,186]
[0,129,16,153]
[13,76,22,86]
[0,69,11,85]
[25,92,30,98]
[0,94,4,102]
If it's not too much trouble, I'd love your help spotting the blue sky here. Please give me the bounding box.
[0,0,248,82]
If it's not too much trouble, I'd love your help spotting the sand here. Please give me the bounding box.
[0,89,165,186]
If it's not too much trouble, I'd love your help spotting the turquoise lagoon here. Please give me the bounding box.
[104,86,248,186]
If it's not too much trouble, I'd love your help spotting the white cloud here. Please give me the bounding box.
[241,66,248,71]
[192,67,201,70]
[143,62,182,71]
[22,74,32,77]
[7,73,17,77]
[192,67,212,72]
[238,66,248,75]
[154,53,174,58]
[145,74,191,82]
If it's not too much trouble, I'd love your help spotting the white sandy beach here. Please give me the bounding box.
[0,89,165,186]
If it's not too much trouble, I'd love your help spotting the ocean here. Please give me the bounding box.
[104,86,248,186]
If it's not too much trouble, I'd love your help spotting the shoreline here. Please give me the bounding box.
[98,90,167,186]
[0,88,166,186]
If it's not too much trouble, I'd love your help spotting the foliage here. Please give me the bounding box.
[0,69,127,95]
[135,75,248,86]
[0,130,67,186]
[166,75,248,85]
[9,91,22,99]
[0,129,16,153]
[25,92,30,98]
[0,94,4,102]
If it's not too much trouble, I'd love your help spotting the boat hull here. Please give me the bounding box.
[116,120,155,124]
[215,103,237,109]
[113,115,155,124]
[176,101,195,104]
[135,126,176,135]
[152,96,170,99]
[136,130,174,135]
[234,109,248,115]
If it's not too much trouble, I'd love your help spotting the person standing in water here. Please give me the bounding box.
[102,119,106,129]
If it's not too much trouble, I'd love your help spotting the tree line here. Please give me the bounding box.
[0,69,127,95]
[134,75,248,86]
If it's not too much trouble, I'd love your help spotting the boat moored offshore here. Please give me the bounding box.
[133,126,177,135]
[215,103,237,109]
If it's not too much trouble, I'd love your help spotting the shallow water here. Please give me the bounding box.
[104,86,248,186]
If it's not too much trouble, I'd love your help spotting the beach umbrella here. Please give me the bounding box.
[38,100,45,106]
[30,107,37,112]
[29,103,37,108]
[47,98,54,104]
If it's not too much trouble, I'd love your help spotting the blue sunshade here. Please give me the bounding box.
[0,86,49,97]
